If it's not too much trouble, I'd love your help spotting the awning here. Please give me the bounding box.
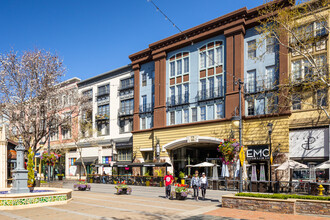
[113,162,172,167]
[74,156,98,166]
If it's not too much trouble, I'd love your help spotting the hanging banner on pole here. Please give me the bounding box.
[239,147,245,166]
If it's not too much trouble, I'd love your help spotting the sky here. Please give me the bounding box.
[0,0,263,81]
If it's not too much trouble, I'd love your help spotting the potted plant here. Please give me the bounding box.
[57,174,64,181]
[170,184,191,200]
[74,181,91,191]
[115,184,132,195]
[179,171,185,185]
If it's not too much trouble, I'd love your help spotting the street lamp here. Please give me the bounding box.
[267,123,273,185]
[232,78,244,193]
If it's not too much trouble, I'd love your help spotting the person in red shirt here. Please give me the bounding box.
[163,171,174,198]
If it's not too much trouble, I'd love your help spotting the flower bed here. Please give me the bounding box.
[73,181,91,191]
[115,184,132,195]
[236,193,330,201]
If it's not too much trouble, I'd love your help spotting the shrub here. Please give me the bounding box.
[235,193,330,201]
[27,147,35,186]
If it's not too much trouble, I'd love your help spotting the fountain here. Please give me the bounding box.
[0,137,72,210]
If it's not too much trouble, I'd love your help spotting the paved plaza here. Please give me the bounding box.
[0,184,329,220]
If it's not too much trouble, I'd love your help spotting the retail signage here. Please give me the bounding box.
[246,145,269,160]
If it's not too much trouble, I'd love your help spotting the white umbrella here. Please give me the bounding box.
[275,160,308,170]
[192,162,217,167]
[212,165,219,180]
[221,163,230,177]
[234,159,240,178]
[315,160,330,169]
[242,161,248,181]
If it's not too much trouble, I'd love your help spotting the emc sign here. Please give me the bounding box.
[246,145,270,160]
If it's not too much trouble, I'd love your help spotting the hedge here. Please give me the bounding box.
[235,193,330,201]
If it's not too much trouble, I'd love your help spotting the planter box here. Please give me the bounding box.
[222,194,330,216]
[117,188,128,195]
[175,192,187,200]
[58,176,63,181]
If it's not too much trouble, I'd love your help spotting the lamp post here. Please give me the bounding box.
[48,126,51,183]
[267,123,273,184]
[231,78,244,193]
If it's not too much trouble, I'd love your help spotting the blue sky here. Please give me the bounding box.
[0,0,263,81]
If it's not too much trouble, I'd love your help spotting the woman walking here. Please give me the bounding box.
[200,172,208,200]
[191,172,201,201]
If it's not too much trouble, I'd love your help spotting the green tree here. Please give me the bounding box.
[27,147,35,186]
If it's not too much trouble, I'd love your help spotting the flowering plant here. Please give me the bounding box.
[115,184,132,195]
[74,181,91,191]
[40,151,61,166]
[218,139,241,164]
[174,184,191,197]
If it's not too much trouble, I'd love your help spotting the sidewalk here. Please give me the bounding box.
[205,207,330,220]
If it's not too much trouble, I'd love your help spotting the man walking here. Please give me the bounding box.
[164,171,173,198]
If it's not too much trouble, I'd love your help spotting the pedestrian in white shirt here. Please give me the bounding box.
[200,172,208,200]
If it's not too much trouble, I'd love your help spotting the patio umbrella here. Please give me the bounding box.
[315,160,330,169]
[221,163,230,177]
[275,160,308,170]
[192,162,217,167]
[242,161,248,181]
[212,165,219,180]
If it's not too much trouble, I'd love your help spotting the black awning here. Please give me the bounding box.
[74,157,98,166]
[113,162,172,167]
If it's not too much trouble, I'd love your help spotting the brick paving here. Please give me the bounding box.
[0,183,329,220]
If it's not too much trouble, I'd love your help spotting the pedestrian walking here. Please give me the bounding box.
[164,171,173,199]
[200,172,208,200]
[191,172,201,201]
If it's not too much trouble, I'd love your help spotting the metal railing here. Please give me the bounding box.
[139,103,153,113]
[197,87,224,101]
[245,79,277,94]
[167,94,189,107]
[119,82,134,90]
[96,89,110,97]
[118,109,133,117]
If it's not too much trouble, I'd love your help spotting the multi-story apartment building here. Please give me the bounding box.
[128,1,297,179]
[65,65,134,177]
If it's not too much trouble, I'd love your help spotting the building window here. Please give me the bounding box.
[170,111,175,125]
[177,85,182,104]
[121,99,134,115]
[141,118,146,130]
[142,73,147,87]
[315,21,327,37]
[118,149,132,161]
[170,61,175,77]
[200,79,206,99]
[98,104,109,116]
[215,46,223,64]
[266,66,275,89]
[142,152,153,162]
[183,109,189,123]
[317,89,328,107]
[82,89,93,101]
[247,100,254,116]
[248,40,256,59]
[50,130,59,141]
[170,87,175,105]
[176,59,182,75]
[292,95,301,110]
[120,119,132,133]
[97,121,109,136]
[183,57,189,73]
[209,77,214,98]
[266,37,276,53]
[184,84,189,103]
[200,106,206,121]
[217,75,223,97]
[292,60,302,82]
[247,70,256,93]
[200,51,206,69]
[216,103,223,119]
[255,98,265,115]
[121,77,134,89]
[62,127,71,140]
[207,49,214,66]
[142,95,147,111]
[192,108,197,122]
[98,84,109,96]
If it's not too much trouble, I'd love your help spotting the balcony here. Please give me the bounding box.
[119,82,134,91]
[166,94,189,107]
[95,114,109,121]
[119,90,134,100]
[197,87,224,102]
[139,103,153,114]
[245,79,276,94]
[118,109,133,117]
[96,89,110,97]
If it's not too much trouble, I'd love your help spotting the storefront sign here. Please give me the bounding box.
[246,145,269,160]
[187,135,199,143]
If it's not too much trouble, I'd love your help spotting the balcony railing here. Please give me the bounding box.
[118,109,133,117]
[119,82,134,90]
[139,103,153,114]
[119,91,134,100]
[166,94,189,107]
[197,87,224,102]
[96,89,110,97]
[95,114,109,120]
[244,79,277,94]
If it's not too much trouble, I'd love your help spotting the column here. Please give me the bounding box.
[133,64,140,131]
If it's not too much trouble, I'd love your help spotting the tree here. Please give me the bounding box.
[257,0,330,119]
[0,49,81,152]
